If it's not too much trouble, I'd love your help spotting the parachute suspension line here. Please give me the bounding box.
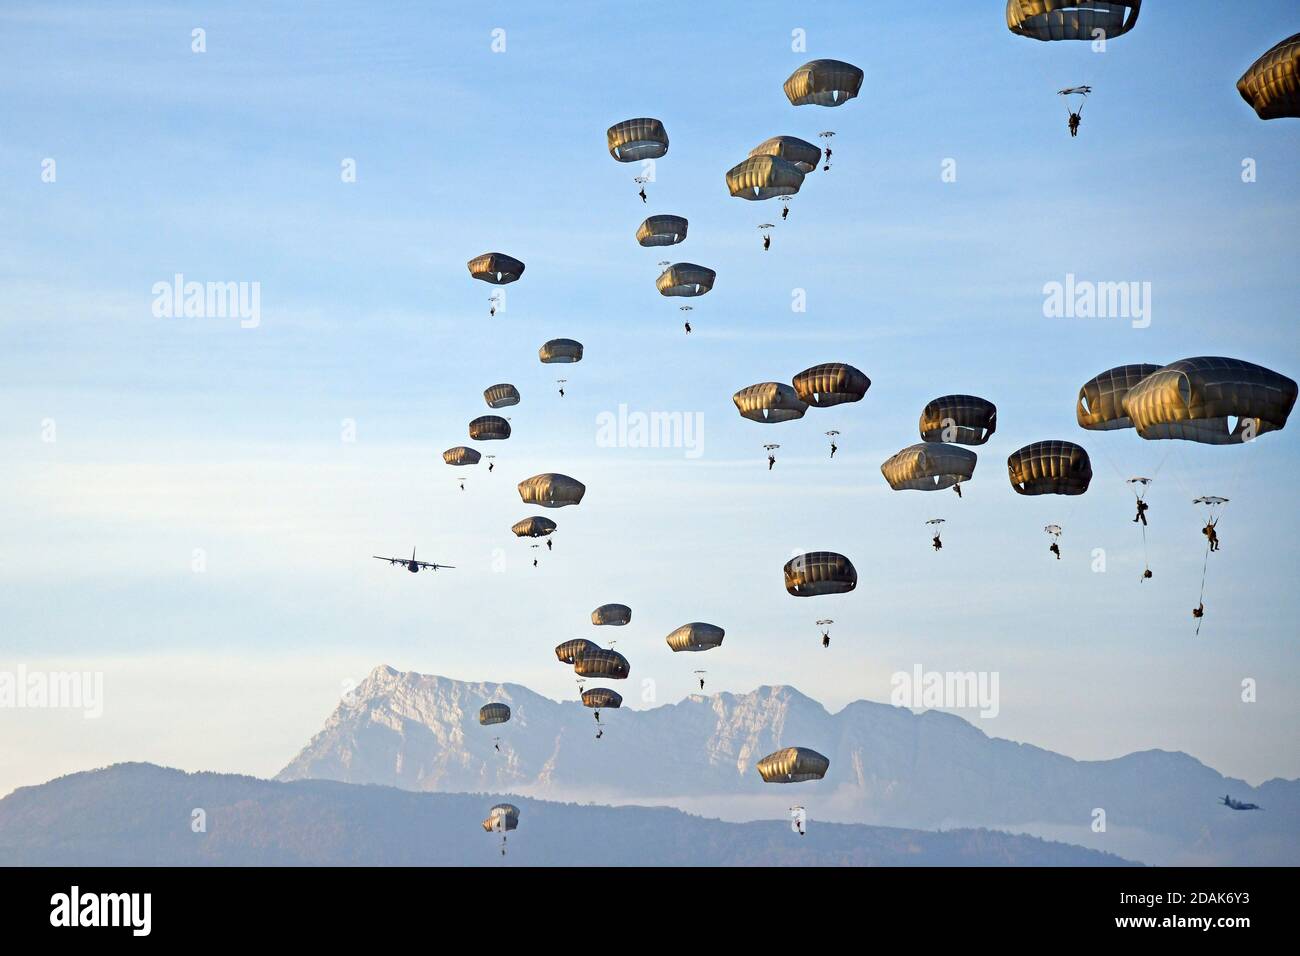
[1196,538,1212,638]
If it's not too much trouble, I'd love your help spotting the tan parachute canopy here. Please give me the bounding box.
[881,443,977,491]
[665,622,725,653]
[539,338,584,364]
[919,395,998,445]
[591,604,631,626]
[749,135,821,173]
[726,155,805,201]
[443,446,481,466]
[1121,357,1298,444]
[484,383,520,409]
[574,648,631,679]
[784,59,864,107]
[784,552,858,597]
[636,215,689,247]
[1075,365,1162,431]
[756,747,830,783]
[467,252,525,285]
[733,382,808,423]
[792,363,871,407]
[1238,34,1300,120]
[479,703,511,726]
[512,516,557,538]
[518,473,585,507]
[657,263,716,297]
[582,687,623,709]
[555,638,599,665]
[1006,0,1141,41]
[607,118,669,162]
[469,415,511,441]
[1007,440,1093,495]
[482,803,520,832]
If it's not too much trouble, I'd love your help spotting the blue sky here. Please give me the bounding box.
[1,1,1297,796]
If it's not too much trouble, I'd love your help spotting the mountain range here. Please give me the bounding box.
[277,665,1298,866]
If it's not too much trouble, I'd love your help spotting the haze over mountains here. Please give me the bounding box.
[0,763,1131,867]
[278,665,1299,866]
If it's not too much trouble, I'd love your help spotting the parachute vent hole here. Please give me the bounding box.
[1228,416,1241,435]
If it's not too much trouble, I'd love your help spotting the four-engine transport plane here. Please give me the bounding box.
[372,547,454,574]
[1221,794,1262,811]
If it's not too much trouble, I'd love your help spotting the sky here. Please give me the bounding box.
[1,1,1298,798]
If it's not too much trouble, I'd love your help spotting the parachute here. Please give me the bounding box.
[749,135,822,174]
[636,215,689,247]
[539,338,584,364]
[607,118,669,162]
[1006,0,1141,42]
[1076,364,1163,431]
[1044,524,1062,538]
[479,703,511,726]
[792,363,871,407]
[581,687,623,709]
[665,622,725,653]
[512,516,556,538]
[555,638,599,665]
[783,59,864,107]
[657,263,716,297]
[574,648,631,679]
[726,155,805,201]
[467,252,525,285]
[518,473,586,508]
[1007,441,1093,495]
[733,382,809,423]
[881,443,977,491]
[443,446,481,466]
[482,803,520,833]
[484,383,521,409]
[919,395,997,445]
[1237,33,1300,120]
[784,552,858,596]
[756,747,830,783]
[591,604,631,626]
[469,415,511,441]
[1121,357,1298,444]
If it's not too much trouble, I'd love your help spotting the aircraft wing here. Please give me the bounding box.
[413,561,454,570]
[372,556,403,565]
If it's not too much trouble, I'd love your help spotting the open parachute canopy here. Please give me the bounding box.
[756,747,830,783]
[733,382,809,423]
[1006,0,1141,42]
[636,215,689,247]
[479,703,511,726]
[665,622,725,653]
[484,383,520,409]
[749,135,822,174]
[443,446,481,467]
[783,59,864,107]
[574,648,631,680]
[726,155,805,201]
[792,363,871,407]
[1076,364,1163,431]
[539,338,583,364]
[518,473,586,508]
[591,603,632,626]
[919,395,997,445]
[607,117,669,162]
[656,262,716,297]
[1121,357,1298,444]
[482,803,519,832]
[469,415,511,441]
[555,638,599,665]
[467,252,525,285]
[1007,440,1093,495]
[1237,33,1300,120]
[784,552,858,597]
[881,443,977,491]
[512,516,556,538]
[582,687,623,709]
